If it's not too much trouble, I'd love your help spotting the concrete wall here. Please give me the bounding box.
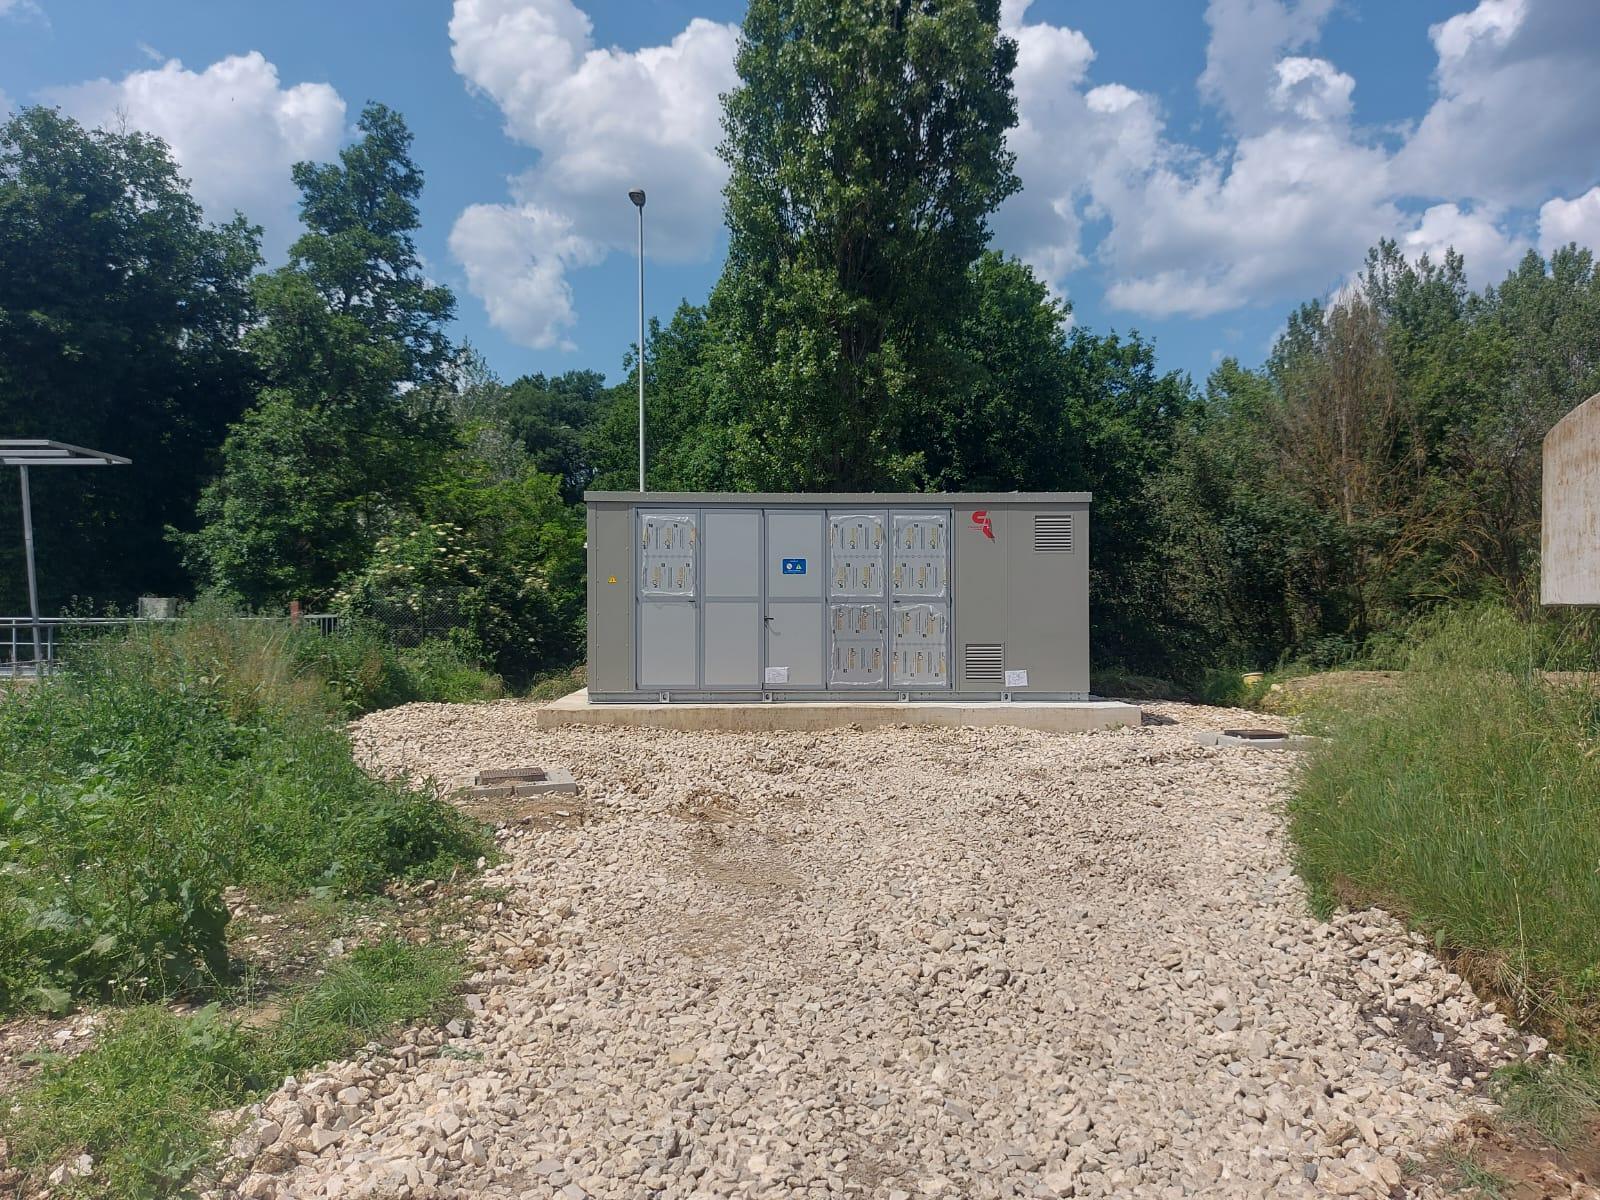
[1542,393,1600,606]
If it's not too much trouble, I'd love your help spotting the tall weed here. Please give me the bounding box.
[1289,605,1600,1039]
[0,618,486,1010]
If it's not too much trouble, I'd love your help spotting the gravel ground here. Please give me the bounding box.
[222,701,1522,1200]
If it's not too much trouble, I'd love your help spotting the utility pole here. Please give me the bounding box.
[629,187,647,492]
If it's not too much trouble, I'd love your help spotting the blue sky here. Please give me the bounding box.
[4,0,1599,388]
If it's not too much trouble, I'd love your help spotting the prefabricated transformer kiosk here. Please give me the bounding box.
[584,492,1092,703]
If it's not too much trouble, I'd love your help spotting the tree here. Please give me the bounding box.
[0,107,259,611]
[284,103,455,386]
[588,303,729,491]
[501,369,611,502]
[916,252,1076,491]
[186,104,454,606]
[707,0,1020,488]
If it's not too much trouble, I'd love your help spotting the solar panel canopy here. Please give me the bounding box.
[0,440,131,467]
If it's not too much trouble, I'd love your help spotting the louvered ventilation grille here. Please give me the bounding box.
[964,643,1004,685]
[1034,513,1074,552]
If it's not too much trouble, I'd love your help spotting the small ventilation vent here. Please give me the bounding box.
[964,643,1004,685]
[1034,513,1074,552]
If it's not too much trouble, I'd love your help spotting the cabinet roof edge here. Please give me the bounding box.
[585,491,1093,505]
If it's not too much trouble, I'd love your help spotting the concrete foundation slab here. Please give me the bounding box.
[537,688,1140,734]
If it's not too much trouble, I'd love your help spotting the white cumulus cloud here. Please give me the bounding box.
[1199,0,1338,132]
[1270,56,1354,124]
[1400,202,1523,280]
[1395,0,1600,206]
[449,0,1599,342]
[448,0,738,349]
[998,0,1399,318]
[1539,187,1600,257]
[45,52,345,253]
[994,0,1600,319]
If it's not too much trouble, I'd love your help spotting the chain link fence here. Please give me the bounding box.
[351,588,471,649]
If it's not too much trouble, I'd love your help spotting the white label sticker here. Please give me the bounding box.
[764,666,790,685]
[1004,669,1029,687]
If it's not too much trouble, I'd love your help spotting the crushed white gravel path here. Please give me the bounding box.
[226,702,1519,1200]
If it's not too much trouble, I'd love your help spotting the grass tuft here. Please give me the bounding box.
[2,939,460,1200]
[1490,1053,1600,1149]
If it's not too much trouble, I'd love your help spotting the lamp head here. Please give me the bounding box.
[628,188,646,208]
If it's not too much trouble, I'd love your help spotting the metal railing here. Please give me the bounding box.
[0,613,341,677]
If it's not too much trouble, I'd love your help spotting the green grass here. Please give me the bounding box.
[2,940,460,1200]
[1436,1150,1512,1199]
[523,662,586,702]
[1090,668,1189,701]
[0,617,487,1011]
[291,624,504,715]
[1287,604,1600,1040]
[1490,1053,1600,1148]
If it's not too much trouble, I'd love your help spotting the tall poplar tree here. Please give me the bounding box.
[709,0,1020,488]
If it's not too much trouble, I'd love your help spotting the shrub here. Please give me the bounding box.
[289,621,414,715]
[0,618,486,1009]
[397,637,505,704]
[331,458,586,685]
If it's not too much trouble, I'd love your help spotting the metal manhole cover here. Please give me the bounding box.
[1221,728,1286,740]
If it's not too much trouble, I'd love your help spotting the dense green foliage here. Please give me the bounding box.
[1289,606,1600,1041]
[182,104,457,607]
[0,108,259,611]
[289,623,505,714]
[1156,245,1600,677]
[3,940,460,1200]
[0,617,486,1011]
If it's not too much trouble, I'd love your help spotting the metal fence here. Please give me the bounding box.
[0,613,341,678]
[353,588,467,649]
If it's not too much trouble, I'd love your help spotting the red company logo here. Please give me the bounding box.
[971,510,994,540]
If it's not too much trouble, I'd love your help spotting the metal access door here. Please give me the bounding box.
[701,509,761,688]
[763,509,824,688]
[637,510,698,688]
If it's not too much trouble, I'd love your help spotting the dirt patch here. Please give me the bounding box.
[0,1010,101,1096]
[1431,1113,1600,1199]
[1362,998,1487,1080]
[455,795,595,829]
[684,823,806,894]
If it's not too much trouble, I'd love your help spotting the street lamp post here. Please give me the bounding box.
[629,187,647,493]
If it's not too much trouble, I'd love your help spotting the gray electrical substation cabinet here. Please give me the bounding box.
[585,492,1092,702]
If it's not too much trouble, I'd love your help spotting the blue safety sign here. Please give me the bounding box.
[781,557,807,574]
